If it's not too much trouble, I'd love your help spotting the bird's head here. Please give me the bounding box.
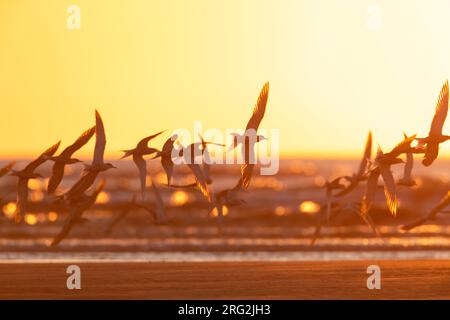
[104,163,116,170]
[69,158,82,164]
[257,135,268,142]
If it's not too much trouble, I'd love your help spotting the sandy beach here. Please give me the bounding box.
[0,260,449,299]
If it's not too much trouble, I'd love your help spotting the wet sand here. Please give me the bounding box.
[1,260,450,299]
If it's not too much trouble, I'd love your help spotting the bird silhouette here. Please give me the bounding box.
[60,110,115,201]
[398,132,420,187]
[121,130,164,199]
[416,80,450,166]
[10,141,60,223]
[232,82,270,190]
[47,126,96,194]
[361,135,416,216]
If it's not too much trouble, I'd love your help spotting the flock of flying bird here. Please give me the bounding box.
[0,80,450,246]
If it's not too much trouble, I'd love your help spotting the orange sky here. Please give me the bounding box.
[1,0,450,159]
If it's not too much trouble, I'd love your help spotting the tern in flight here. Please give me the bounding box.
[228,82,269,190]
[401,190,450,231]
[47,126,96,194]
[361,135,416,217]
[416,80,450,166]
[60,110,115,201]
[197,133,225,184]
[398,132,419,187]
[51,180,105,246]
[177,142,213,203]
[11,142,61,222]
[336,131,372,197]
[153,134,178,186]
[120,130,165,199]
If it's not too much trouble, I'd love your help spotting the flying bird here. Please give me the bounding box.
[361,135,416,216]
[152,134,178,186]
[47,126,96,194]
[401,190,450,231]
[336,131,372,197]
[197,133,225,184]
[60,110,115,201]
[51,180,105,246]
[398,132,419,187]
[179,142,213,203]
[416,80,450,166]
[10,141,60,222]
[121,130,164,199]
[231,82,270,189]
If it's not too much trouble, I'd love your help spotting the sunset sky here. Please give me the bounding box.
[1,0,450,159]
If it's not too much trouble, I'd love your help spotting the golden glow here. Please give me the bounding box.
[96,191,110,204]
[30,191,44,202]
[2,202,17,219]
[170,191,189,206]
[299,201,321,215]
[24,214,38,225]
[212,205,229,217]
[47,211,59,222]
[274,206,290,216]
[28,180,42,191]
[1,1,450,158]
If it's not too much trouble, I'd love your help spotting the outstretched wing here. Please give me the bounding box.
[133,154,147,199]
[136,130,165,150]
[93,110,106,166]
[187,164,212,203]
[379,164,398,216]
[361,168,380,216]
[61,126,96,157]
[429,80,449,136]
[356,131,372,177]
[389,135,415,157]
[245,82,269,131]
[48,162,65,194]
[24,141,61,173]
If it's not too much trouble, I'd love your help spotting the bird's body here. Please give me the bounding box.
[121,130,164,199]
[416,80,450,166]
